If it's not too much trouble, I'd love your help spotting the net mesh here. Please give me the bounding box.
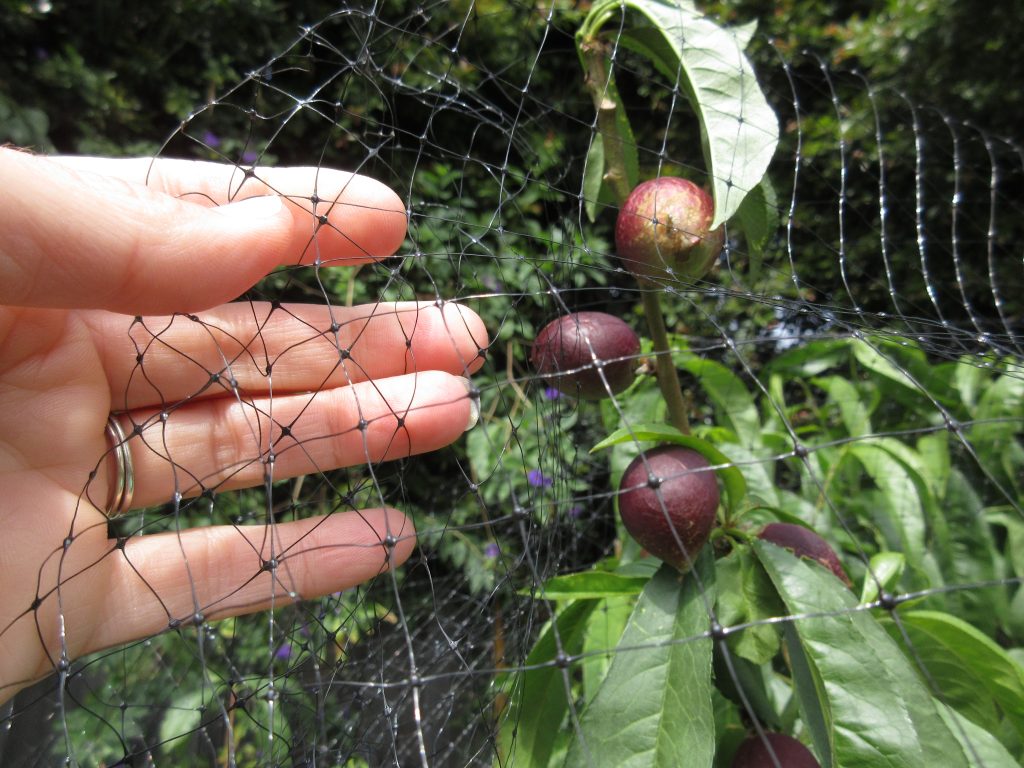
[2,2,1022,766]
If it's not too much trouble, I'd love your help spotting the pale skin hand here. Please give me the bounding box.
[0,148,488,704]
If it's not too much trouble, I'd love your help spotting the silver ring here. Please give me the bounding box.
[104,414,135,517]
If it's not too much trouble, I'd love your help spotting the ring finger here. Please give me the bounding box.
[109,369,478,509]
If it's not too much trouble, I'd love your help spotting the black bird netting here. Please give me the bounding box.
[1,2,1022,766]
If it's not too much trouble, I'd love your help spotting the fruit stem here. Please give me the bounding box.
[641,286,691,435]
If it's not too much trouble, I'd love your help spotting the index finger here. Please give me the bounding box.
[0,150,408,314]
[54,155,409,265]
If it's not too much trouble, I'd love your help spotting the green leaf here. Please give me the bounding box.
[941,469,1008,635]
[583,132,606,223]
[159,689,205,749]
[782,622,834,768]
[936,703,1022,768]
[755,540,972,767]
[679,355,762,448]
[916,431,951,502]
[590,423,746,515]
[763,339,849,378]
[529,571,649,599]
[714,545,783,665]
[605,72,640,193]
[848,443,926,576]
[733,176,779,278]
[711,651,783,735]
[883,610,1024,746]
[721,442,780,508]
[582,595,636,704]
[851,337,959,407]
[814,375,871,437]
[860,551,906,605]
[732,19,758,50]
[503,599,600,768]
[987,509,1024,580]
[565,557,716,768]
[606,0,778,226]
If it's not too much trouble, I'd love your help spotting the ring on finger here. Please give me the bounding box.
[104,414,135,517]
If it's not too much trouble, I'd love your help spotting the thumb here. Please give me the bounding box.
[0,148,295,314]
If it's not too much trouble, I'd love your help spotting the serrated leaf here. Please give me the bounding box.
[590,423,746,515]
[529,571,649,599]
[565,557,716,768]
[503,600,600,767]
[607,0,778,226]
[755,540,972,767]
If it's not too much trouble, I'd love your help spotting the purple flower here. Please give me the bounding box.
[274,643,292,660]
[568,506,583,518]
[542,387,562,400]
[202,130,221,148]
[242,150,258,165]
[527,469,553,488]
[484,542,500,559]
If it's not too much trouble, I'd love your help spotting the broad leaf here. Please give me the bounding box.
[605,0,779,226]
[714,544,783,665]
[503,599,600,768]
[814,375,871,437]
[733,176,779,277]
[755,540,972,767]
[582,595,635,704]
[936,703,1022,768]
[763,339,849,378]
[531,571,649,599]
[848,443,926,577]
[565,556,716,768]
[851,337,959,407]
[782,622,834,768]
[679,355,761,448]
[883,610,1024,746]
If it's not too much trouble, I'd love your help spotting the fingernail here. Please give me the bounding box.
[215,194,283,220]
[461,377,480,432]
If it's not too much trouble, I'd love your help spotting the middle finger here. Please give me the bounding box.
[87,300,488,410]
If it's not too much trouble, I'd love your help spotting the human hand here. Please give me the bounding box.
[0,148,487,704]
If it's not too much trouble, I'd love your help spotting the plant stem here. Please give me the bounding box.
[641,286,691,434]
[580,35,691,435]
[580,38,632,205]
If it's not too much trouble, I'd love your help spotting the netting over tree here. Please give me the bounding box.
[1,2,1022,766]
